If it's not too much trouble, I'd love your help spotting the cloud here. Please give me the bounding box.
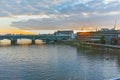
[0,0,119,29]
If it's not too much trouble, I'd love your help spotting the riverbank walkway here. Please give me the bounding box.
[63,40,120,49]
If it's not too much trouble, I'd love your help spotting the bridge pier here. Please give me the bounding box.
[46,39,50,44]
[31,39,35,44]
[11,39,17,45]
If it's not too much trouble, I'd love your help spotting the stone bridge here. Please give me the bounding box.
[0,35,69,45]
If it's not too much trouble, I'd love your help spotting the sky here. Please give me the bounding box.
[0,0,120,34]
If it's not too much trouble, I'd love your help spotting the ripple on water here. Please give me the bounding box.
[0,45,120,80]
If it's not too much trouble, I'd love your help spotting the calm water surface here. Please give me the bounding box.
[0,44,120,80]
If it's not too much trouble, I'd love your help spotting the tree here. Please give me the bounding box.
[100,36,105,44]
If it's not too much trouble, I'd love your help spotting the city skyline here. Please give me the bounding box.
[0,0,120,34]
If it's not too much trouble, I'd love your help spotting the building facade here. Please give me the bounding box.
[54,30,75,39]
[77,30,120,44]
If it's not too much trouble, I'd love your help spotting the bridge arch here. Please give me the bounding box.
[35,39,43,44]
[17,39,32,45]
[0,39,11,45]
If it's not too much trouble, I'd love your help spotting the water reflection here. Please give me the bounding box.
[76,47,120,80]
[0,44,120,80]
[0,39,43,45]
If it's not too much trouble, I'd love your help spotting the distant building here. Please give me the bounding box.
[77,30,120,44]
[54,30,75,39]
[77,32,100,43]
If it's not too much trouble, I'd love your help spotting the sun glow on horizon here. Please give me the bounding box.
[0,28,35,35]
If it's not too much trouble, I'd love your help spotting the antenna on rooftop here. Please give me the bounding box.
[114,17,117,30]
[81,24,85,32]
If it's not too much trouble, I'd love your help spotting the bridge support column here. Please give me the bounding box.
[11,39,17,45]
[31,39,35,44]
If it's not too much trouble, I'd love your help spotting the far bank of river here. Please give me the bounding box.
[58,40,120,50]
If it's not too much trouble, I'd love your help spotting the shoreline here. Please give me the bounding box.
[58,40,120,50]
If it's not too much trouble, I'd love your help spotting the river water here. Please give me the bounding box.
[0,44,120,80]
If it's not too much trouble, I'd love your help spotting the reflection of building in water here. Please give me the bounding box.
[116,56,120,68]
[77,47,120,71]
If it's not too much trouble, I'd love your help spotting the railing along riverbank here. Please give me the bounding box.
[61,40,120,49]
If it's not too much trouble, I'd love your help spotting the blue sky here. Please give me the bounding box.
[0,0,120,30]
